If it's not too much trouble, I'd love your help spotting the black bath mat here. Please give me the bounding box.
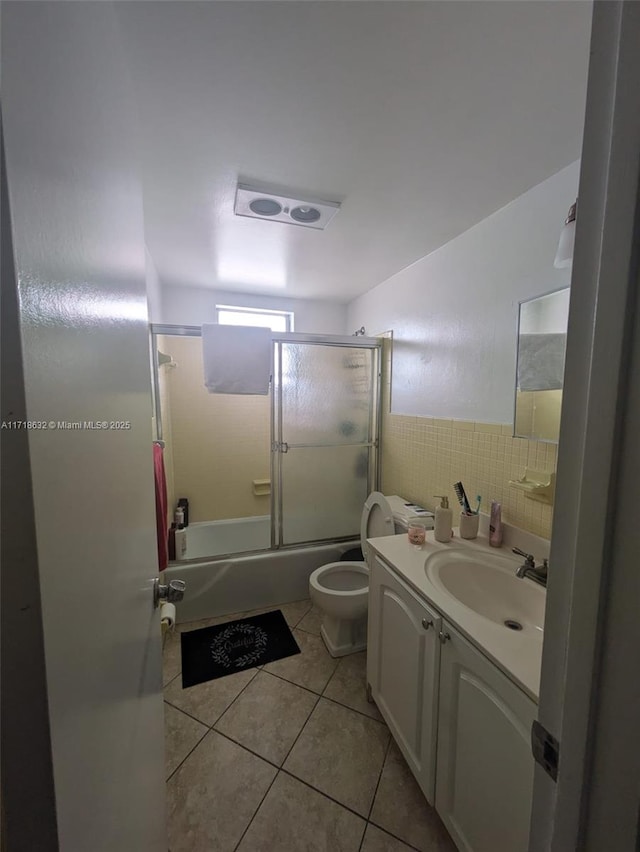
[180,609,301,689]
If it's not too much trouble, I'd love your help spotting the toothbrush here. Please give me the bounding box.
[453,481,472,515]
[475,495,481,515]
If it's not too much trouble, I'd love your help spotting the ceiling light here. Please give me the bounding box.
[554,199,577,269]
[235,184,340,230]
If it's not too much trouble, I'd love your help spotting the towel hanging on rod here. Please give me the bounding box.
[201,324,272,394]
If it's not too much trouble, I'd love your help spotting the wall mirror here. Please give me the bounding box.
[514,287,569,443]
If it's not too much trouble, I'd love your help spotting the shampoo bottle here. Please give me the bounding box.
[175,506,185,527]
[178,497,189,527]
[434,495,452,543]
[174,524,187,560]
[489,500,503,547]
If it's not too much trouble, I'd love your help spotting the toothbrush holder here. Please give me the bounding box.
[459,512,479,540]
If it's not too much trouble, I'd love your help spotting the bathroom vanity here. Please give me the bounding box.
[367,532,545,852]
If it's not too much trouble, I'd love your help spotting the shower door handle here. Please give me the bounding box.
[272,441,289,453]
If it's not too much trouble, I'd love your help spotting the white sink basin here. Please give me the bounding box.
[425,549,545,632]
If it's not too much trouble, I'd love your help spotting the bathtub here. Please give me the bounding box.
[164,538,359,624]
[181,515,271,561]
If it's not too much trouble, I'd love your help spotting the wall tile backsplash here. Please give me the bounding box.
[379,341,556,540]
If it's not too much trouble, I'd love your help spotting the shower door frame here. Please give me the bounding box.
[270,332,382,550]
[149,325,382,554]
[150,323,202,446]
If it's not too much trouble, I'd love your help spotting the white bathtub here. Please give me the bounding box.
[164,538,359,624]
[181,515,270,561]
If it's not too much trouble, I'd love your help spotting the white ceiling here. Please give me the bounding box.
[116,1,592,303]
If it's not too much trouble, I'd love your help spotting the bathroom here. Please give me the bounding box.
[145,0,580,847]
[3,2,639,852]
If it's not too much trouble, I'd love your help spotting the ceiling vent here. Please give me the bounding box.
[234,184,340,230]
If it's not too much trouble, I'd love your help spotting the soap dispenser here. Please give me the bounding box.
[433,495,452,543]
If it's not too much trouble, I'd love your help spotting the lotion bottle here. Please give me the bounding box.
[489,500,503,547]
[434,495,452,543]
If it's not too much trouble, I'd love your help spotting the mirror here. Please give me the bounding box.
[514,288,569,443]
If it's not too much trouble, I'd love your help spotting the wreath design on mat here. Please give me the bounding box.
[210,623,268,669]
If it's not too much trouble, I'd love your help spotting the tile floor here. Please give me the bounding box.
[164,599,456,852]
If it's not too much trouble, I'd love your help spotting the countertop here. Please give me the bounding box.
[367,530,545,702]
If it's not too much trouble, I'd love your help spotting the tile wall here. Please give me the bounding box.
[379,340,557,539]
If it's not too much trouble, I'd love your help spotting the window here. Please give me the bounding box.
[216,305,293,333]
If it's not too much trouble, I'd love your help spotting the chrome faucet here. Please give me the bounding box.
[512,548,548,587]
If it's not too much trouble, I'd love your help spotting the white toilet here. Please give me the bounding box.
[309,492,400,658]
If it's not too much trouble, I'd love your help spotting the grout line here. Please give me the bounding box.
[366,735,392,823]
[277,767,370,823]
[162,670,182,689]
[163,698,209,729]
[206,667,262,728]
[164,709,209,785]
[365,817,424,852]
[210,729,283,772]
[295,624,321,637]
[164,667,260,730]
[231,768,281,852]
[259,666,330,699]
[278,690,322,769]
[320,693,388,726]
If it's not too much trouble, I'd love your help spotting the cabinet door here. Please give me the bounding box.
[436,622,536,852]
[367,556,441,803]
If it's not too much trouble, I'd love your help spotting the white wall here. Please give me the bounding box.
[160,285,347,335]
[347,162,579,423]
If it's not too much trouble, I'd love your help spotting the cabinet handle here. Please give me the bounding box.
[421,618,433,630]
[438,631,451,644]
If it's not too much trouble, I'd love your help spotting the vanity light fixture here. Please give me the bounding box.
[554,199,577,269]
[234,184,340,230]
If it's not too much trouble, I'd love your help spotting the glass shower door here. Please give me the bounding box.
[272,339,380,546]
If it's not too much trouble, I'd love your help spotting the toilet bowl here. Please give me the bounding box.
[309,492,397,658]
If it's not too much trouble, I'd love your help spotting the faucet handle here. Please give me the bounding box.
[512,547,535,567]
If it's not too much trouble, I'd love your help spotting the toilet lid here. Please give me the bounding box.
[360,492,395,553]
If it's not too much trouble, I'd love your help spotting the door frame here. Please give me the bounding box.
[530,2,640,848]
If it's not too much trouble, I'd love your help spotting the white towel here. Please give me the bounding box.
[202,324,272,395]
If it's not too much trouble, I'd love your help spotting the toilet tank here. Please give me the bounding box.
[386,495,435,532]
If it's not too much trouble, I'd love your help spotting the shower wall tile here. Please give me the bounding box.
[159,335,271,522]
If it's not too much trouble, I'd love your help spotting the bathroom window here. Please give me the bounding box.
[216,305,293,333]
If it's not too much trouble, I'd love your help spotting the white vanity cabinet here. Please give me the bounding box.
[367,549,539,852]
[436,621,536,852]
[367,555,441,803]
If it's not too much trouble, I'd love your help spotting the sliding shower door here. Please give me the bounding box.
[272,337,380,547]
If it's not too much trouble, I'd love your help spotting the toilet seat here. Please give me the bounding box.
[309,492,397,657]
[360,491,395,561]
[309,562,368,595]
